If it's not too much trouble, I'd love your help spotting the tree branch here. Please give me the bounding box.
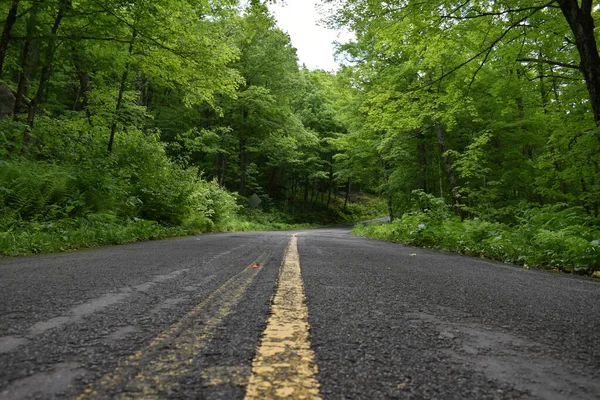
[517,58,580,70]
[10,35,133,43]
[440,2,559,20]
[446,0,470,17]
[88,0,196,60]
[413,1,557,91]
[525,74,582,82]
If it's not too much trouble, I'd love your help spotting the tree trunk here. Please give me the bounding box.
[416,128,427,192]
[108,29,136,153]
[343,179,351,210]
[557,0,600,125]
[267,166,277,197]
[239,142,247,197]
[293,175,298,201]
[436,123,461,217]
[379,156,394,222]
[290,174,297,207]
[0,0,20,77]
[13,1,41,117]
[303,176,309,205]
[13,38,31,115]
[215,152,225,186]
[136,71,150,107]
[70,44,90,111]
[548,141,568,195]
[326,159,334,207]
[538,48,549,111]
[25,0,69,131]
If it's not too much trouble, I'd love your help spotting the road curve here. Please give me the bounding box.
[0,226,599,399]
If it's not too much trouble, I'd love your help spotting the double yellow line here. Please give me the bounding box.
[245,235,321,399]
[79,236,321,399]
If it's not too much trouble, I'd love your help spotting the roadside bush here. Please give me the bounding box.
[187,179,239,232]
[354,200,600,274]
[0,127,243,256]
[111,129,197,225]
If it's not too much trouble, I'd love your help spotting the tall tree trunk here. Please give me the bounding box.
[71,45,89,111]
[293,175,298,202]
[136,71,150,107]
[239,138,247,197]
[108,29,136,153]
[290,174,296,207]
[343,179,351,210]
[538,48,549,112]
[267,166,277,197]
[0,0,20,77]
[416,128,427,192]
[557,0,600,125]
[326,159,334,207]
[13,38,31,115]
[215,152,225,186]
[379,156,394,222]
[436,123,461,217]
[303,176,309,205]
[13,1,42,116]
[73,69,89,111]
[25,0,69,131]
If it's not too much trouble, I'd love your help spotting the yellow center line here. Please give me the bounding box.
[78,252,269,399]
[245,235,322,399]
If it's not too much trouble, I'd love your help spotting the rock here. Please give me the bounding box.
[0,82,16,117]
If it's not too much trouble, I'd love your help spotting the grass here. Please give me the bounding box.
[0,216,320,257]
[0,193,386,257]
[0,219,195,256]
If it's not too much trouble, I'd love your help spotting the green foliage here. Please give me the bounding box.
[0,122,241,255]
[229,194,386,231]
[0,160,76,228]
[0,217,205,256]
[231,209,317,232]
[354,201,600,274]
[0,119,27,157]
[188,179,240,231]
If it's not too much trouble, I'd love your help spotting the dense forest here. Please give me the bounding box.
[0,0,599,273]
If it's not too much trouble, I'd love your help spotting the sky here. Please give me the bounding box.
[268,0,352,71]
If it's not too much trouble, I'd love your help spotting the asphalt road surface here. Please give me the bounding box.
[1,226,599,399]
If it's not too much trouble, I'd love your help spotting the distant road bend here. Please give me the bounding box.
[1,226,599,399]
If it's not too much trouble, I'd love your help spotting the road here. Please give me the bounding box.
[0,226,599,399]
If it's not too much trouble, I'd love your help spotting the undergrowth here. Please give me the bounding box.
[0,143,383,256]
[0,128,240,256]
[353,191,600,274]
[0,218,193,256]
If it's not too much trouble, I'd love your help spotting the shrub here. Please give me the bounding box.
[353,200,600,274]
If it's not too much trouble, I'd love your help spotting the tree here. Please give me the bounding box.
[327,0,600,124]
[0,0,20,76]
[324,0,600,219]
[1,0,241,154]
[217,3,300,197]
